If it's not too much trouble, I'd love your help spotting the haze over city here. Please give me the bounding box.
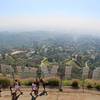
[0,0,100,35]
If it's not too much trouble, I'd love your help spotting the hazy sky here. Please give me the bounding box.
[0,0,100,33]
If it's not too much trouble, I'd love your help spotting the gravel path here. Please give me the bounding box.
[0,88,100,100]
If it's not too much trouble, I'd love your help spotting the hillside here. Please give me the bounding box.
[0,31,100,72]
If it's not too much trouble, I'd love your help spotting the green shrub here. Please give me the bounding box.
[71,80,79,89]
[63,80,71,86]
[95,84,100,91]
[0,78,10,88]
[24,81,32,86]
[22,79,33,86]
[46,78,59,87]
[87,84,93,89]
[85,80,94,89]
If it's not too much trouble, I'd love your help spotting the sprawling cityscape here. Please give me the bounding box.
[0,0,100,100]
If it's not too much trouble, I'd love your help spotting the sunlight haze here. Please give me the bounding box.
[0,0,100,35]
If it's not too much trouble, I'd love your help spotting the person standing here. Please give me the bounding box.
[31,81,38,96]
[40,78,46,90]
[35,78,40,90]
[14,80,23,94]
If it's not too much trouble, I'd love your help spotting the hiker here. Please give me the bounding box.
[35,78,40,90]
[14,79,23,94]
[40,78,46,90]
[31,81,38,96]
[10,87,22,100]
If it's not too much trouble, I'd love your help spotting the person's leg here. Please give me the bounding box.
[36,88,39,94]
[18,89,23,94]
[44,90,48,95]
[16,92,23,100]
[32,96,36,100]
[39,90,48,96]
[31,89,34,94]
[34,90,38,96]
[43,84,46,90]
[30,93,37,100]
[15,89,17,93]
[0,91,1,97]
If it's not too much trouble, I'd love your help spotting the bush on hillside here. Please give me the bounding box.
[71,80,79,89]
[86,84,93,89]
[85,80,94,89]
[0,78,10,88]
[22,79,33,86]
[63,80,71,86]
[95,84,100,91]
[46,78,59,87]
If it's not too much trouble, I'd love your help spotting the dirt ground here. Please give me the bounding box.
[0,88,100,100]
